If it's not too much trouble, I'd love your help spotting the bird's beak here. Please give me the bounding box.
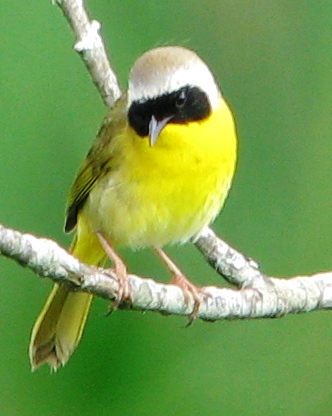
[148,115,173,147]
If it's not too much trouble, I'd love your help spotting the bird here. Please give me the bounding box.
[29,46,237,371]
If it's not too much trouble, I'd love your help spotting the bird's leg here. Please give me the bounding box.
[153,247,203,324]
[96,231,130,311]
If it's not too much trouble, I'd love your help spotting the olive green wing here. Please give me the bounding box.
[64,158,99,233]
[64,95,127,232]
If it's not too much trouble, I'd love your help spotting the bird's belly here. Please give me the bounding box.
[85,166,232,249]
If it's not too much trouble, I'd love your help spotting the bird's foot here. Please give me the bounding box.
[153,247,204,325]
[96,232,131,312]
[171,272,204,325]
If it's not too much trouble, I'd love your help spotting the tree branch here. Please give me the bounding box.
[1,0,331,323]
[1,222,332,319]
[54,0,121,107]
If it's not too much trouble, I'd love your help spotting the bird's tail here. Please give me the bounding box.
[29,230,106,371]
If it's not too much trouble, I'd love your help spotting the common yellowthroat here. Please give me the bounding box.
[29,46,237,371]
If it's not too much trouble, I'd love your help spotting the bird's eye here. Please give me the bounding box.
[175,90,187,108]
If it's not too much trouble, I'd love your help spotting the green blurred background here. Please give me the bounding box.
[1,1,332,415]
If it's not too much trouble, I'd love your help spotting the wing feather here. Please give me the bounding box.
[64,95,127,232]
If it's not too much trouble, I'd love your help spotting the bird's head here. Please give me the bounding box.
[127,46,221,146]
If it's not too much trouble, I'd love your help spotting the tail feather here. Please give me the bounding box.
[29,286,93,371]
[29,220,106,371]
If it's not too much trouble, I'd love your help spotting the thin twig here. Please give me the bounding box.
[54,0,121,107]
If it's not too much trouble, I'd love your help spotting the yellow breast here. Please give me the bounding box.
[84,98,237,248]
